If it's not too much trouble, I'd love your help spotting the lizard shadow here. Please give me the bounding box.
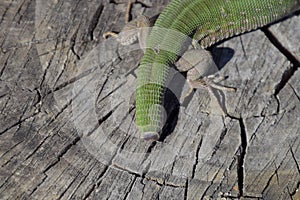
[160,47,235,141]
[210,47,235,70]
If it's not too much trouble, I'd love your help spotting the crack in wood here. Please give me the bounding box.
[42,136,80,174]
[82,157,119,199]
[53,54,71,89]
[14,0,27,24]
[28,173,48,196]
[0,140,23,161]
[260,165,281,197]
[144,140,156,154]
[82,165,109,199]
[119,133,131,151]
[262,28,300,96]
[88,4,104,41]
[32,88,42,112]
[38,39,59,90]
[67,161,99,199]
[52,65,99,94]
[0,158,19,188]
[0,112,38,135]
[96,79,126,104]
[271,94,281,115]
[46,99,73,125]
[183,178,188,200]
[288,144,300,198]
[95,76,109,102]
[211,128,228,158]
[0,94,10,114]
[24,134,51,161]
[223,193,261,199]
[290,181,300,198]
[237,118,247,197]
[98,100,123,125]
[80,129,126,198]
[57,171,82,200]
[248,116,265,143]
[123,176,137,200]
[260,143,296,197]
[191,136,202,179]
[0,1,12,25]
[98,109,114,125]
[112,163,185,189]
[68,23,82,60]
[289,145,300,174]
[0,53,10,77]
[200,161,227,199]
[290,84,300,102]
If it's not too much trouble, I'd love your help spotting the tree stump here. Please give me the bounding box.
[0,0,299,199]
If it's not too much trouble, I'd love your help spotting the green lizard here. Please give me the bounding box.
[107,0,300,141]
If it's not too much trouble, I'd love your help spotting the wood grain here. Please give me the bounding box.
[0,0,299,199]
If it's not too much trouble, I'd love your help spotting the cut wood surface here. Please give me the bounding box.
[0,0,299,199]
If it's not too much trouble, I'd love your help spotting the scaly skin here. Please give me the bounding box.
[136,0,300,140]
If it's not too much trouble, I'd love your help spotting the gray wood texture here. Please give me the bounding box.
[0,0,299,199]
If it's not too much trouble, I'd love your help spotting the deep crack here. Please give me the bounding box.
[262,28,300,96]
[88,4,104,41]
[237,118,247,197]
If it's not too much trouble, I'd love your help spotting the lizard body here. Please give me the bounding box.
[135,0,300,140]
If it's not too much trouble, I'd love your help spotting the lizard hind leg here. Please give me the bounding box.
[102,0,152,48]
[176,49,219,101]
[103,14,152,52]
[102,1,135,40]
[176,49,236,115]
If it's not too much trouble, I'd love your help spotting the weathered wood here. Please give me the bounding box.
[0,0,299,199]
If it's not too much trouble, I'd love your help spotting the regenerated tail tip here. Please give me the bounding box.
[141,132,159,141]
